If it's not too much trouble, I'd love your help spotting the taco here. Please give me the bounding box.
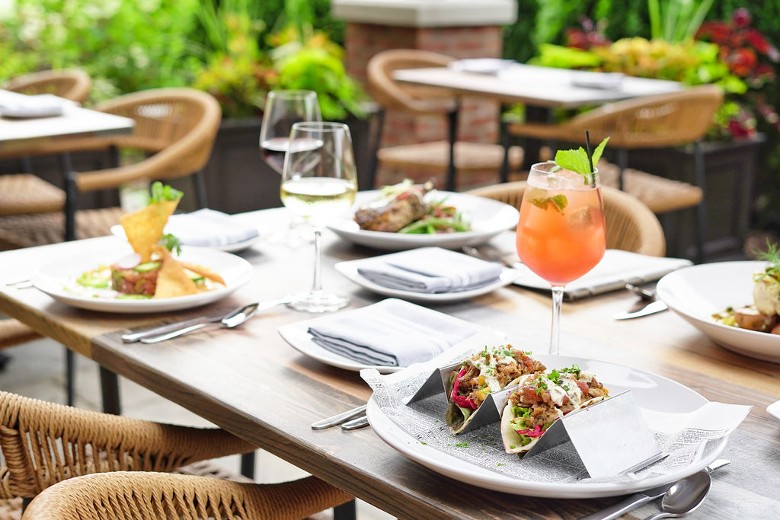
[501,365,609,454]
[445,345,546,434]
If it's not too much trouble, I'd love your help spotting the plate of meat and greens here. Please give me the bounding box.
[327,181,519,251]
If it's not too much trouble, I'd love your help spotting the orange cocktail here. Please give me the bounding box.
[516,161,606,355]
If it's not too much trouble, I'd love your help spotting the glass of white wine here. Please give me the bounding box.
[281,122,358,312]
[260,90,321,246]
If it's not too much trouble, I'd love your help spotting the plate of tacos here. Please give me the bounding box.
[32,182,253,313]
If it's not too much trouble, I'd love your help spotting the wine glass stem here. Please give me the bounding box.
[549,285,565,356]
[311,229,323,293]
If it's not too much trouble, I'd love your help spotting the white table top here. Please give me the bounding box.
[393,63,683,107]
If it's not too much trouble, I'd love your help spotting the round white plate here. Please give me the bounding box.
[367,354,727,498]
[656,261,780,363]
[32,246,253,313]
[327,191,519,251]
[334,258,520,303]
[110,223,261,254]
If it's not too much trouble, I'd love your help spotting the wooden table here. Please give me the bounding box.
[0,209,778,519]
[393,63,683,169]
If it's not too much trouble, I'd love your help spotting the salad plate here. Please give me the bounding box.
[366,354,728,498]
[656,261,780,363]
[334,258,520,303]
[32,246,253,313]
[327,191,519,251]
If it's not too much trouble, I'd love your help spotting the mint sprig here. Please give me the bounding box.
[554,137,610,183]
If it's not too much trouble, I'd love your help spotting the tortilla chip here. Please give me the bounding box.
[179,261,226,286]
[120,199,179,262]
[153,247,198,298]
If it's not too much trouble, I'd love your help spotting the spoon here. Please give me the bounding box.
[139,301,264,344]
[645,470,712,520]
[626,282,656,301]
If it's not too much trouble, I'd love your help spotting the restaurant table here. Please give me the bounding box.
[0,209,778,519]
[393,63,683,168]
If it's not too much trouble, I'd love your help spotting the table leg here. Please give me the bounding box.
[520,105,553,169]
[100,366,121,415]
[59,153,77,242]
[333,499,357,520]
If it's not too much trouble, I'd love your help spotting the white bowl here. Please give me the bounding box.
[656,261,780,363]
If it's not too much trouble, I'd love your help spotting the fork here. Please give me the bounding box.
[461,246,520,269]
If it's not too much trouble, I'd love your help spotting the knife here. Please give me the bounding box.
[580,458,730,520]
[612,300,668,320]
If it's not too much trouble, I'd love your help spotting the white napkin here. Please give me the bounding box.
[0,91,72,118]
[166,209,259,247]
[307,298,478,366]
[356,247,502,293]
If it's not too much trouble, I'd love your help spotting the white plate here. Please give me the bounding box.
[334,258,520,303]
[768,400,780,421]
[570,71,625,90]
[367,354,727,498]
[278,317,504,374]
[32,246,253,313]
[327,191,519,251]
[656,261,780,363]
[110,224,260,254]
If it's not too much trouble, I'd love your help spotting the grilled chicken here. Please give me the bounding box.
[354,182,432,232]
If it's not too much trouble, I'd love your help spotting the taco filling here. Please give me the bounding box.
[501,365,609,453]
[446,345,546,433]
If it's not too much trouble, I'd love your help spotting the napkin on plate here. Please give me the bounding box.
[166,209,259,247]
[0,91,73,118]
[356,247,503,293]
[307,298,478,366]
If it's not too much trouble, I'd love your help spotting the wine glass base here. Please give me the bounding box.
[287,290,349,313]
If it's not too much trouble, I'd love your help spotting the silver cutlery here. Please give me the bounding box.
[4,279,33,289]
[613,300,669,320]
[341,415,370,430]
[461,245,521,269]
[138,301,263,344]
[626,282,656,301]
[311,404,367,430]
[121,298,291,343]
[581,458,729,520]
[644,469,711,520]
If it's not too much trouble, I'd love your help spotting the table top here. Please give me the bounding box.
[393,63,683,108]
[0,209,778,519]
[0,93,134,153]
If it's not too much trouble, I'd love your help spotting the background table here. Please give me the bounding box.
[0,209,778,519]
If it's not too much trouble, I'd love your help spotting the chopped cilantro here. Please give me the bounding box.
[150,181,183,203]
[455,442,469,448]
[159,233,182,255]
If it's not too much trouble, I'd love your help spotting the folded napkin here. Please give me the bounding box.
[307,298,478,367]
[356,247,503,294]
[166,209,259,247]
[512,249,693,300]
[0,91,72,118]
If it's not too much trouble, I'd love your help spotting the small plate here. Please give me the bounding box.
[768,400,780,421]
[278,315,504,374]
[656,261,780,363]
[334,258,520,303]
[111,222,261,254]
[570,71,625,90]
[32,246,253,313]
[328,191,519,251]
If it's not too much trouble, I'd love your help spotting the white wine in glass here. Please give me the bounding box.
[281,122,357,313]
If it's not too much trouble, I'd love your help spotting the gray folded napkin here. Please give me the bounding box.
[356,247,503,294]
[307,298,478,367]
[166,209,259,247]
[0,91,72,118]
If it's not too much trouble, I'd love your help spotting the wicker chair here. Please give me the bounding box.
[467,181,666,256]
[505,85,723,262]
[366,49,523,191]
[22,471,352,520]
[0,391,350,520]
[0,87,222,248]
[4,69,91,104]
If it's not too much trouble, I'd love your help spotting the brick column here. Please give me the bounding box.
[333,0,516,150]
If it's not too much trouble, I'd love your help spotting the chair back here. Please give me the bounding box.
[75,88,222,193]
[5,69,91,104]
[467,181,666,256]
[367,49,457,115]
[557,85,724,149]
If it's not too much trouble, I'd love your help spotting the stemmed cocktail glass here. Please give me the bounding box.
[515,161,606,355]
[281,122,357,313]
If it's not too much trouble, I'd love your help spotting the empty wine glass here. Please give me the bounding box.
[515,162,606,355]
[281,122,357,312]
[260,90,321,245]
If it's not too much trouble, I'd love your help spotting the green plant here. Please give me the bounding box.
[648,0,713,42]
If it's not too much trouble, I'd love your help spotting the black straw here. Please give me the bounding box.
[585,130,594,173]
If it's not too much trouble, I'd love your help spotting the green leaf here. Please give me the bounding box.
[554,147,591,175]
[591,137,609,166]
[150,182,183,203]
[530,195,568,214]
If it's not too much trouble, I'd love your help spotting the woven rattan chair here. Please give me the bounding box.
[4,69,91,104]
[505,85,723,262]
[467,181,666,256]
[0,391,349,519]
[366,49,523,191]
[22,471,352,520]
